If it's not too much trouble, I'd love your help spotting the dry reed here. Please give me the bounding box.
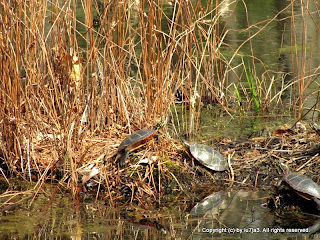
[0,0,319,202]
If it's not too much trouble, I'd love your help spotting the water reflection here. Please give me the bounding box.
[187,190,275,239]
[2,0,320,239]
[72,0,320,116]
[190,190,226,217]
[1,187,319,239]
[187,190,320,239]
[179,106,295,141]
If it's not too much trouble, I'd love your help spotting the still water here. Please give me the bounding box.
[2,0,320,239]
[1,186,319,239]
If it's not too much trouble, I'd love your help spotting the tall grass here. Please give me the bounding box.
[0,0,319,194]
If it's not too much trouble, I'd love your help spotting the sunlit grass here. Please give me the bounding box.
[0,0,319,198]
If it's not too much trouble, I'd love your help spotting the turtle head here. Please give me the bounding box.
[154,117,168,130]
[182,140,190,147]
[277,160,290,174]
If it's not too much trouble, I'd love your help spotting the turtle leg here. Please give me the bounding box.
[119,150,130,167]
[313,197,320,210]
[154,134,160,145]
[276,179,283,187]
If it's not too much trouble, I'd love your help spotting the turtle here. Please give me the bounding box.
[277,160,320,209]
[190,191,226,216]
[115,129,159,167]
[310,121,320,136]
[184,141,228,171]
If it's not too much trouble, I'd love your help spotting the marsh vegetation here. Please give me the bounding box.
[1,0,320,237]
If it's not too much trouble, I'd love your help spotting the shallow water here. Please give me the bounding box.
[173,106,295,141]
[2,0,320,239]
[1,186,319,239]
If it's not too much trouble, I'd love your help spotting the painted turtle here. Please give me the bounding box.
[115,129,159,167]
[277,160,320,209]
[310,121,320,136]
[190,191,226,216]
[184,141,228,171]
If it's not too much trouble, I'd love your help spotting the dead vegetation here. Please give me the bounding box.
[0,0,320,208]
[3,120,318,208]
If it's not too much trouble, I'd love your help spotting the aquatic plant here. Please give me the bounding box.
[243,60,260,112]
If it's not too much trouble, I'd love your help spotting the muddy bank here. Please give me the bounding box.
[2,122,319,209]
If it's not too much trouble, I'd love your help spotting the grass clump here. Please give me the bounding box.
[0,0,320,204]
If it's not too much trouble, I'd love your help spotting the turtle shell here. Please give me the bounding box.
[283,173,320,200]
[118,129,155,152]
[188,142,228,171]
[190,191,226,216]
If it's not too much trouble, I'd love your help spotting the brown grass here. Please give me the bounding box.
[0,0,319,203]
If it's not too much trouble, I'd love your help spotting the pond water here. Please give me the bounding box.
[2,0,320,239]
[172,105,296,141]
[1,185,319,239]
